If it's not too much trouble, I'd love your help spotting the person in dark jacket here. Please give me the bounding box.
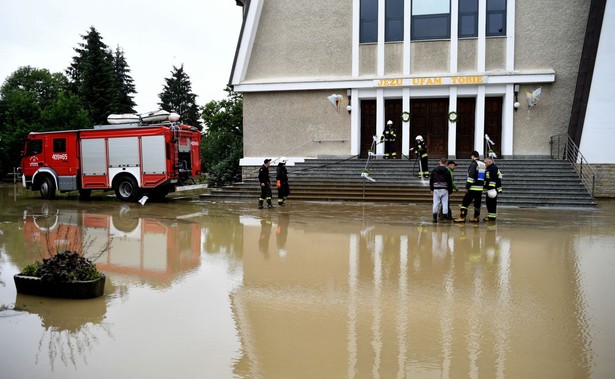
[258,159,273,209]
[381,120,397,159]
[454,151,486,223]
[483,158,503,221]
[411,135,429,177]
[439,160,458,220]
[276,157,290,206]
[430,157,454,223]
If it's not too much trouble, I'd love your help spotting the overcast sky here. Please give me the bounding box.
[0,0,243,113]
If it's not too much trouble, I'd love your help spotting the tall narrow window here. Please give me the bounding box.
[459,0,478,38]
[360,0,378,43]
[385,0,404,42]
[486,0,506,36]
[411,0,451,40]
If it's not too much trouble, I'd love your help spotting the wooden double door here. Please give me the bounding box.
[359,97,502,158]
[360,99,403,159]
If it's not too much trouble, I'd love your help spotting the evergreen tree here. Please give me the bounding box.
[158,64,200,127]
[66,26,117,124]
[112,46,137,113]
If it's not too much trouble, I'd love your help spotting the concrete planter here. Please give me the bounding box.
[14,274,106,299]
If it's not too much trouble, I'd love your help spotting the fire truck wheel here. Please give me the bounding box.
[39,176,57,200]
[114,176,140,202]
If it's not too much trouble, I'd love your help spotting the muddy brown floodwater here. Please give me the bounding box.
[0,183,614,378]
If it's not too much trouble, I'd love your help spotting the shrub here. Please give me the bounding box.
[20,251,102,282]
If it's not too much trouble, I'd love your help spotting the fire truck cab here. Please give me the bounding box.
[19,114,201,202]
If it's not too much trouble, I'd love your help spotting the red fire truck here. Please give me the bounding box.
[19,113,202,202]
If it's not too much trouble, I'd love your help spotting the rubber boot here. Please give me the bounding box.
[258,200,264,209]
[454,208,467,223]
[267,200,274,208]
[433,213,438,223]
[469,210,480,223]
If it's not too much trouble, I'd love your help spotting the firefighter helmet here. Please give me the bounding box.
[387,120,393,125]
[487,189,497,198]
[415,135,423,141]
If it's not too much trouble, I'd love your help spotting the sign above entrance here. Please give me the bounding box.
[375,75,485,87]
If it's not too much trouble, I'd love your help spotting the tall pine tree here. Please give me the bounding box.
[158,64,200,127]
[112,46,136,113]
[67,27,136,124]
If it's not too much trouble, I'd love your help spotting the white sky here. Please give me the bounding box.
[0,0,243,113]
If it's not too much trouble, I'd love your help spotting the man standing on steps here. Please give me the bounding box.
[454,151,486,223]
[381,120,397,159]
[430,157,453,223]
[483,157,503,221]
[258,159,274,209]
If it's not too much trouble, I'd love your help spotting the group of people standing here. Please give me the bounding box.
[429,150,503,223]
[257,132,502,223]
[258,158,290,209]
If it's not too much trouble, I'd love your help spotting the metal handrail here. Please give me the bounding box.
[549,133,596,198]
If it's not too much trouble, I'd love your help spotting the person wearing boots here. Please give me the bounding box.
[430,157,453,223]
[381,120,397,159]
[411,135,429,177]
[454,151,486,223]
[439,160,458,220]
[276,157,290,206]
[483,157,502,221]
[258,159,274,209]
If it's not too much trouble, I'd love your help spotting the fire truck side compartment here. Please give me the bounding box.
[141,136,167,174]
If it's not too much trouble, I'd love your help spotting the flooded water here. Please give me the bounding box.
[1,182,614,378]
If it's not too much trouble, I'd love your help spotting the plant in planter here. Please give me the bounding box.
[15,251,106,298]
[14,213,108,299]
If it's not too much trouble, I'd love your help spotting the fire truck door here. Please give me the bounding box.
[49,136,78,191]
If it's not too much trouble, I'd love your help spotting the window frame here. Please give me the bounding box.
[411,0,451,41]
[385,0,404,42]
[458,0,478,38]
[486,0,507,36]
[360,0,378,43]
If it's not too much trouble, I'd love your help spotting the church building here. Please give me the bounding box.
[229,0,613,194]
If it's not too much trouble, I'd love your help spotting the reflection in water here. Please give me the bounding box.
[10,204,203,371]
[21,204,201,287]
[14,294,110,370]
[233,210,598,378]
[2,195,614,378]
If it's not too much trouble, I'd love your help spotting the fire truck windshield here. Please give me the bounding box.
[25,140,42,156]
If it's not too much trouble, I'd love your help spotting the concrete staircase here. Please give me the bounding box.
[201,158,596,208]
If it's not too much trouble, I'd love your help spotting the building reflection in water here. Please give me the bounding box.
[233,215,591,378]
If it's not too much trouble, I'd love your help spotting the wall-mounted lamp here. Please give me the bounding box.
[346,92,352,114]
[513,84,520,111]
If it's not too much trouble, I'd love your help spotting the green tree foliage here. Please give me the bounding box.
[112,46,137,114]
[67,27,136,124]
[158,64,200,127]
[201,87,243,187]
[0,66,88,177]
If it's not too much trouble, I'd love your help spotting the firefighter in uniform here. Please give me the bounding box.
[454,151,486,223]
[381,120,397,159]
[258,159,274,209]
[411,135,429,178]
[276,157,290,206]
[483,157,502,221]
